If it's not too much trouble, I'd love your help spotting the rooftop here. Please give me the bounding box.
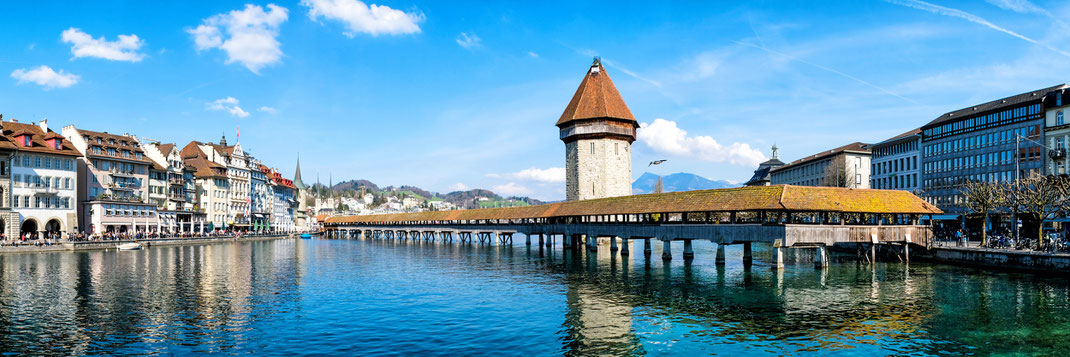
[770,142,871,173]
[923,84,1067,128]
[556,58,637,127]
[326,185,940,224]
[72,128,152,164]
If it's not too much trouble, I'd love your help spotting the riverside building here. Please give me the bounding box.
[62,126,158,235]
[143,142,206,233]
[5,119,79,238]
[1043,87,1070,175]
[870,129,921,192]
[920,85,1061,215]
[744,145,786,187]
[769,142,872,189]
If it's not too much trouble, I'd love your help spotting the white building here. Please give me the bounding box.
[62,126,158,235]
[770,142,872,189]
[9,120,80,238]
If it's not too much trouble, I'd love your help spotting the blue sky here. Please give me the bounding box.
[3,0,1070,201]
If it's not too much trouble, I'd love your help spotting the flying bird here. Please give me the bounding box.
[648,160,667,166]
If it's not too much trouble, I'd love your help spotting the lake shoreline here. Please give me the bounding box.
[0,234,295,254]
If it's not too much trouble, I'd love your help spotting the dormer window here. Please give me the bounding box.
[22,135,31,147]
[96,138,102,144]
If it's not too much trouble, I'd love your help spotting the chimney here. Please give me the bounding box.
[39,118,47,133]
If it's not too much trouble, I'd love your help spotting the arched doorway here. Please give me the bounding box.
[118,225,128,234]
[20,219,38,239]
[45,219,61,235]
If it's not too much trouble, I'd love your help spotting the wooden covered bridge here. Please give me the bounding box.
[323,185,942,268]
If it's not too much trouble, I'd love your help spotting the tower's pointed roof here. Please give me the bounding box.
[294,156,306,190]
[556,58,637,127]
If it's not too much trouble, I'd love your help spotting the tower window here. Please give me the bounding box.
[590,143,595,154]
[615,143,619,155]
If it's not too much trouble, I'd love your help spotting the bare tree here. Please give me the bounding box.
[960,180,1007,246]
[822,158,855,188]
[654,176,665,194]
[1011,172,1069,242]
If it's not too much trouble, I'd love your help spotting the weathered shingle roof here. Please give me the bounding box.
[556,59,637,127]
[326,185,941,224]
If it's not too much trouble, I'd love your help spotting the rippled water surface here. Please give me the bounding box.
[2,238,1070,355]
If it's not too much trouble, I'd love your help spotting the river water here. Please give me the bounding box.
[1,238,1069,355]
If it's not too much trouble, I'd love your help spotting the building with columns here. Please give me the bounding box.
[4,119,79,238]
[558,58,637,201]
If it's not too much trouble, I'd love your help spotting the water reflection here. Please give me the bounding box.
[1,238,1069,355]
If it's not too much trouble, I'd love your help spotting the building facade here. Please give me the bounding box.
[1044,87,1070,175]
[558,58,637,201]
[920,85,1060,214]
[5,119,79,238]
[62,126,159,235]
[143,142,206,233]
[870,129,921,192]
[769,142,872,189]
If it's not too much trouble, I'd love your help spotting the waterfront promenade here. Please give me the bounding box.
[0,233,294,254]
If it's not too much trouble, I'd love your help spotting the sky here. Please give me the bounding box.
[3,0,1070,201]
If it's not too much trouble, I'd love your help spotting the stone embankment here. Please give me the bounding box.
[916,244,1070,273]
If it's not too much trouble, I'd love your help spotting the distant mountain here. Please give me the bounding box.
[332,179,380,193]
[632,172,737,194]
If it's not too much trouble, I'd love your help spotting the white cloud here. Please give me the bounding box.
[488,167,565,183]
[492,182,531,196]
[986,0,1047,15]
[61,28,145,62]
[884,0,1070,58]
[10,66,79,89]
[528,51,539,58]
[456,32,481,49]
[302,0,422,37]
[188,4,289,73]
[207,97,250,118]
[448,182,469,191]
[638,118,766,167]
[258,106,277,114]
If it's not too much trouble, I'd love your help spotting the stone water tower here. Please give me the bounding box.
[558,58,638,201]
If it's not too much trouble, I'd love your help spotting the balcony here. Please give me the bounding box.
[168,177,184,185]
[1050,148,1067,159]
[31,186,59,195]
[109,182,141,190]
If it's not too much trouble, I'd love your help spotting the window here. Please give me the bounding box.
[1059,111,1065,126]
[590,142,595,155]
[34,157,40,167]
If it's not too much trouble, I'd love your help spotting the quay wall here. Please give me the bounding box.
[0,235,293,254]
[916,247,1070,273]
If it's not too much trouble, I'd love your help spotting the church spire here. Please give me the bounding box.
[293,154,306,190]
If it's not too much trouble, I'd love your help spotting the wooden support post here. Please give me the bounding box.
[683,239,694,260]
[716,243,726,265]
[621,238,630,256]
[643,238,652,257]
[662,240,672,261]
[610,236,618,252]
[815,245,829,268]
[588,234,598,252]
[743,242,753,266]
[772,246,785,269]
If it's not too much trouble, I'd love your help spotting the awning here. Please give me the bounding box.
[1045,218,1070,223]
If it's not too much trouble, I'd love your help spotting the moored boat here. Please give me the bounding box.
[117,242,143,251]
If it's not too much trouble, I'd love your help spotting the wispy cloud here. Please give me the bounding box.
[302,0,423,37]
[456,32,481,49]
[61,28,145,62]
[488,167,565,183]
[448,182,469,191]
[732,40,922,105]
[207,97,250,118]
[10,65,79,89]
[258,106,277,114]
[885,0,1070,58]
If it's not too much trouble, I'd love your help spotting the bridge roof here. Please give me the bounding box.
[326,185,941,224]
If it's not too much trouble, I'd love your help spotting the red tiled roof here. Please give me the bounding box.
[1,121,80,157]
[556,60,637,127]
[71,128,152,164]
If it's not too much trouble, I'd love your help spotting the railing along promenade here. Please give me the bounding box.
[324,185,942,269]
